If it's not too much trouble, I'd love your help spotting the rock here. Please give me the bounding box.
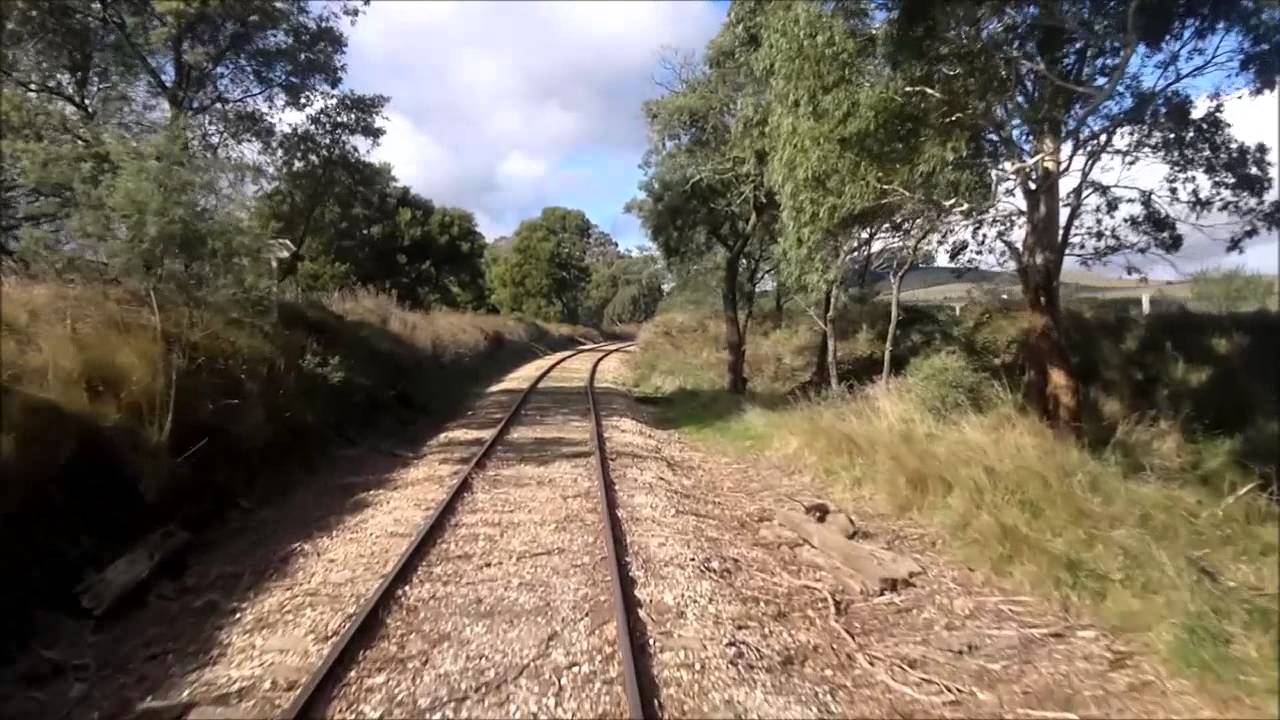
[824,512,858,539]
[260,633,310,654]
[775,509,922,595]
[793,545,874,596]
[188,704,269,720]
[128,699,193,720]
[266,663,310,685]
[77,525,192,616]
[756,524,804,549]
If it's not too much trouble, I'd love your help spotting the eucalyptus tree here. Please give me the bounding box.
[631,4,779,394]
[881,0,1280,431]
[756,0,990,389]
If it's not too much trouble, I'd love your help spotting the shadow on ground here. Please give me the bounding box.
[0,337,601,718]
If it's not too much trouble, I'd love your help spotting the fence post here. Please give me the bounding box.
[1141,291,1151,316]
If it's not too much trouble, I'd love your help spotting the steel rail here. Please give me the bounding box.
[281,342,627,719]
[586,343,649,720]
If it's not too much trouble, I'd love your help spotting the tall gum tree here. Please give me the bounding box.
[882,0,1280,432]
[631,6,779,394]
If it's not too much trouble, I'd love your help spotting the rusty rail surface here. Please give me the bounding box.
[281,342,632,719]
[587,344,649,719]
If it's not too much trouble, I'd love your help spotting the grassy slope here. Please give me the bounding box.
[630,307,1278,712]
[0,280,599,652]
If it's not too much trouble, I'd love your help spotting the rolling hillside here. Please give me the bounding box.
[866,265,1189,303]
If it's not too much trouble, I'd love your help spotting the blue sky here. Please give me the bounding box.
[341,1,1276,276]
[342,0,728,249]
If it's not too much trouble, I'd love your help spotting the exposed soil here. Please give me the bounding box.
[0,346,1223,719]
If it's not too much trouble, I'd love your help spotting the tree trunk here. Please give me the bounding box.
[774,280,784,322]
[1019,132,1082,433]
[826,278,841,393]
[856,252,873,290]
[882,266,908,383]
[810,285,833,387]
[722,253,748,394]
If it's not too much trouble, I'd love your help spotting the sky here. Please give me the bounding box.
[343,0,727,249]
[342,0,1278,277]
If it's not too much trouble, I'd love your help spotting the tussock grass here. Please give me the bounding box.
[631,307,1279,711]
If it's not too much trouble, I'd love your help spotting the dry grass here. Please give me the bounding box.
[0,279,598,654]
[1,280,599,507]
[630,306,1279,712]
[630,310,816,395]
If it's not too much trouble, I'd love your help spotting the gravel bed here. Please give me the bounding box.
[326,350,627,718]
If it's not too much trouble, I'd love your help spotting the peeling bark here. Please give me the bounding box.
[1018,129,1082,433]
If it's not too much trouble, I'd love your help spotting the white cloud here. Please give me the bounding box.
[344,1,724,238]
[1037,88,1277,278]
[370,110,452,198]
[497,150,549,184]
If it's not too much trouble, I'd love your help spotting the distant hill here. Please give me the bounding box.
[866,265,1186,303]
[865,266,1018,293]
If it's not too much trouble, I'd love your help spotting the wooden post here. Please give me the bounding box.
[1141,291,1151,316]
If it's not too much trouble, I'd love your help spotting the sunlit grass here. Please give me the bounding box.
[631,308,1279,712]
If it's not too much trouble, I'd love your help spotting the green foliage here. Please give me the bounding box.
[754,1,988,298]
[903,350,996,416]
[487,207,598,323]
[0,0,369,298]
[1190,268,1277,313]
[264,164,488,310]
[881,0,1279,268]
[2,0,491,313]
[584,253,666,327]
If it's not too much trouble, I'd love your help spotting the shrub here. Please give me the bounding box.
[1190,267,1277,313]
[903,350,996,415]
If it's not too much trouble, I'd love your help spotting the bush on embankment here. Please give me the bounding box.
[630,304,1279,711]
[0,280,598,653]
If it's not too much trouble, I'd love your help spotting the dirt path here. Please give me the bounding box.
[2,347,1218,719]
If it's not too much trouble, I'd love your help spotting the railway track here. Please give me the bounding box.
[279,341,649,719]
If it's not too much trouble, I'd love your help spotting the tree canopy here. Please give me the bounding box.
[487,207,597,324]
[2,0,489,314]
